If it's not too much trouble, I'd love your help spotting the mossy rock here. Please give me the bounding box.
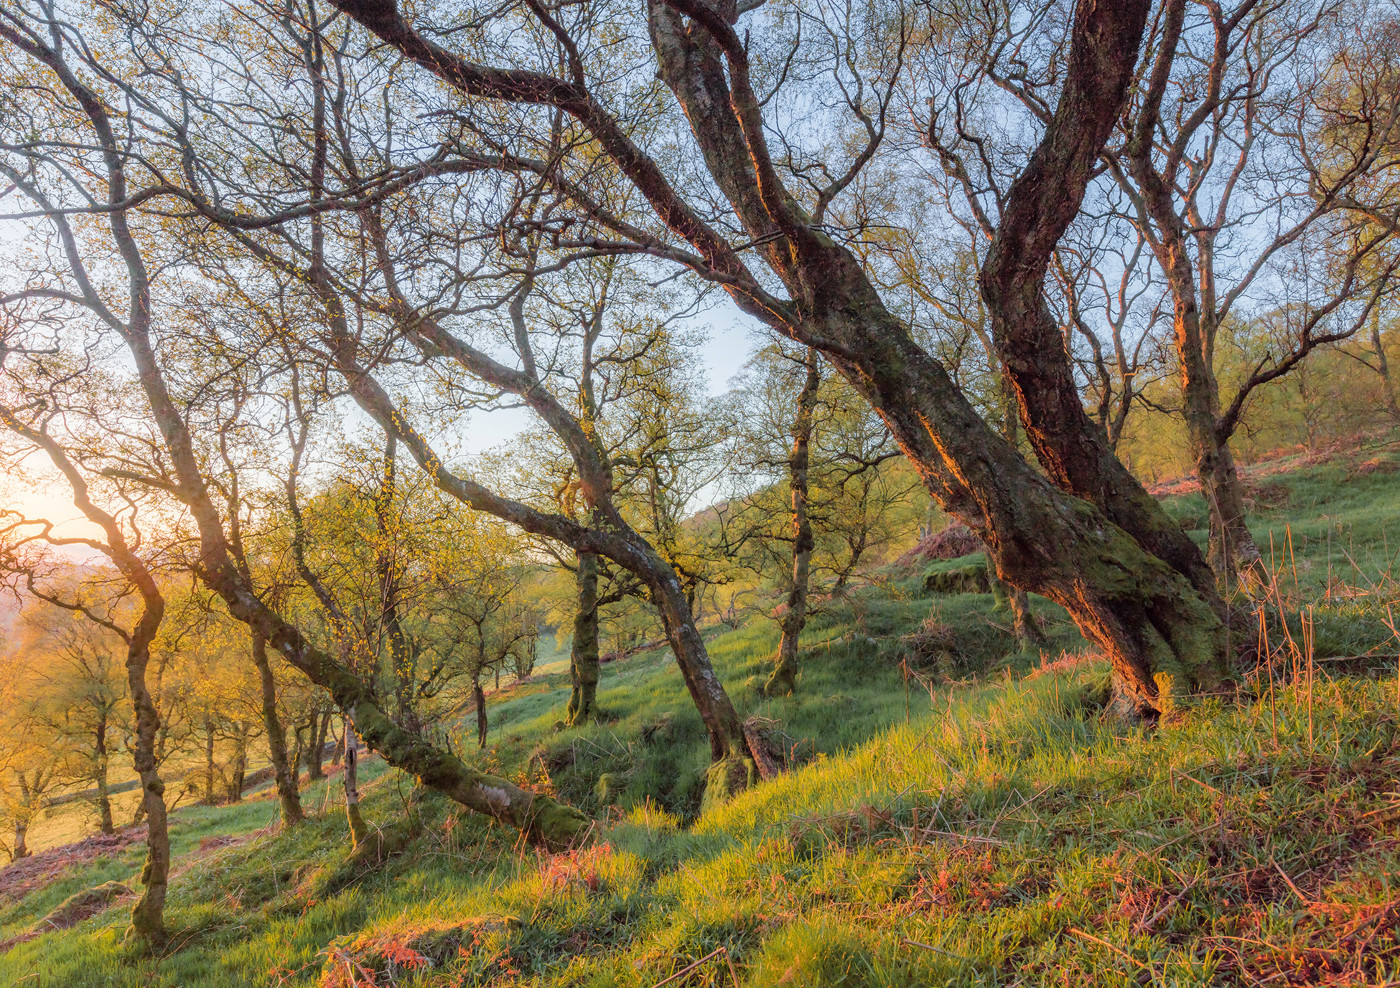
[38,880,131,931]
[923,561,990,595]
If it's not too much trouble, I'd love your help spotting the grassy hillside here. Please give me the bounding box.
[3,449,1400,986]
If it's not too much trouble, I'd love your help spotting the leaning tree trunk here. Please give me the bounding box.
[565,551,601,726]
[645,548,773,799]
[251,628,303,827]
[767,349,820,696]
[976,0,1224,613]
[636,0,1228,716]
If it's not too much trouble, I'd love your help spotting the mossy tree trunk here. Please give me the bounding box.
[0,415,174,949]
[252,628,303,827]
[767,349,820,696]
[343,718,369,848]
[125,628,169,951]
[325,0,1232,717]
[566,551,601,726]
[94,719,114,835]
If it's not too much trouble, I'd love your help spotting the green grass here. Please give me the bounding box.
[4,451,1400,986]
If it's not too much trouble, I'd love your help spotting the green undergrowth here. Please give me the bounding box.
[4,453,1400,985]
[7,666,1400,986]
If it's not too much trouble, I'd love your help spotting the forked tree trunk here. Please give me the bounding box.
[976,0,1225,612]
[767,349,820,696]
[566,551,601,726]
[638,0,1229,716]
[251,628,303,827]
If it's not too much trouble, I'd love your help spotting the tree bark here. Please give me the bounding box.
[12,819,27,861]
[977,0,1224,608]
[1372,311,1400,424]
[310,709,330,778]
[125,630,169,951]
[251,627,303,827]
[1116,0,1264,589]
[640,0,1229,715]
[228,732,248,803]
[474,675,488,749]
[566,551,601,726]
[767,349,820,696]
[343,718,368,849]
[94,719,114,836]
[203,717,216,806]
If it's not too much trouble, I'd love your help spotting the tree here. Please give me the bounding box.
[0,672,63,861]
[1106,0,1400,584]
[318,0,1230,715]
[0,11,588,846]
[15,597,127,835]
[722,343,914,693]
[0,445,173,946]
